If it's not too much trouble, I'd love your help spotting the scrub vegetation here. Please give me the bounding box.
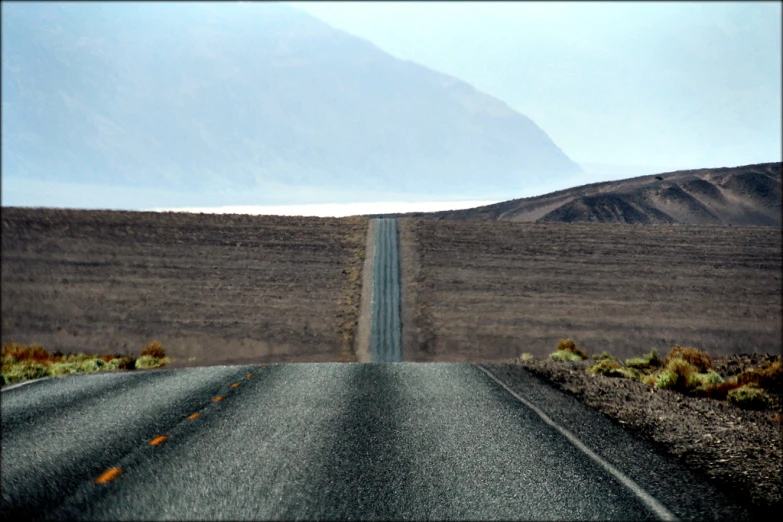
[1,340,171,386]
[549,338,588,361]
[549,341,783,411]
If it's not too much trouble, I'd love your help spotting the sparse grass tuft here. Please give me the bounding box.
[592,351,620,363]
[550,349,585,362]
[140,340,166,359]
[664,345,712,373]
[625,349,662,370]
[727,384,770,410]
[653,358,695,392]
[135,355,171,369]
[587,358,621,375]
[554,338,588,360]
[517,353,534,362]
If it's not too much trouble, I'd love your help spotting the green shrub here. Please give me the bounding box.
[49,362,82,376]
[77,359,102,373]
[117,357,136,370]
[550,350,584,362]
[654,358,695,392]
[692,370,724,387]
[625,349,663,370]
[105,358,123,371]
[555,338,588,360]
[135,355,171,369]
[664,345,711,373]
[587,359,621,375]
[2,361,50,384]
[592,351,619,363]
[727,384,770,410]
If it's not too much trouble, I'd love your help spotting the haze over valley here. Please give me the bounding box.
[1,2,780,213]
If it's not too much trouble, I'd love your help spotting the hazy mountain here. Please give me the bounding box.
[1,2,581,204]
[380,162,782,227]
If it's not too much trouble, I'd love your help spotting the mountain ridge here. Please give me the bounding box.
[2,2,580,204]
[376,162,782,226]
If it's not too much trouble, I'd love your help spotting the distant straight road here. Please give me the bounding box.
[370,218,402,362]
[1,364,751,521]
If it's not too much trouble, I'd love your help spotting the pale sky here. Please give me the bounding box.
[2,1,780,215]
[290,1,782,172]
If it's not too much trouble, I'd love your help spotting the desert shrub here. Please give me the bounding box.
[117,357,136,370]
[2,342,50,362]
[49,362,82,376]
[736,360,783,392]
[654,358,695,392]
[105,358,123,371]
[140,340,166,359]
[625,349,663,370]
[703,380,742,400]
[555,338,588,360]
[550,350,584,362]
[77,359,107,373]
[588,360,640,380]
[518,353,534,362]
[135,355,170,369]
[692,370,724,387]
[664,345,712,373]
[727,384,770,410]
[592,351,620,363]
[587,359,621,375]
[2,361,50,384]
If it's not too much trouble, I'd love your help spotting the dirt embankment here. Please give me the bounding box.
[495,354,783,513]
[1,208,367,366]
[355,219,376,362]
[400,219,782,361]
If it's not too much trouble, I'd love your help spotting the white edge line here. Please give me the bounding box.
[474,364,678,522]
[1,376,51,392]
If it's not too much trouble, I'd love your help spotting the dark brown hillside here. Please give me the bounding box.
[380,162,781,226]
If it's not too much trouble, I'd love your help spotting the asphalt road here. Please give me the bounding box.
[369,218,402,362]
[1,363,752,521]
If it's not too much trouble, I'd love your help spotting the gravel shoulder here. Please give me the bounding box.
[493,355,783,514]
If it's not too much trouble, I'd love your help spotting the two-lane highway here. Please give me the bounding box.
[369,218,402,362]
[1,363,752,520]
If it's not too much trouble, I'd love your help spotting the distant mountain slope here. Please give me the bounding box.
[382,162,782,226]
[1,2,580,201]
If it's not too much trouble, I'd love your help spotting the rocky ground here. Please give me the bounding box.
[500,354,782,513]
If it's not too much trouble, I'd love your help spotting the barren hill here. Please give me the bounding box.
[385,162,781,226]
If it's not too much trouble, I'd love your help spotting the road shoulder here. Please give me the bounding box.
[355,219,376,363]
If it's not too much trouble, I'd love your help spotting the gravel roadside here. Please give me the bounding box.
[486,355,782,515]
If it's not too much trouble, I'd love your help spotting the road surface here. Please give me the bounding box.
[1,364,751,521]
[369,218,402,362]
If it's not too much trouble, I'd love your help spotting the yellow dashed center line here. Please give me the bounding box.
[247,373,254,378]
[187,413,201,420]
[260,365,268,369]
[95,467,122,484]
[231,382,240,388]
[149,435,168,446]
[212,395,224,402]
